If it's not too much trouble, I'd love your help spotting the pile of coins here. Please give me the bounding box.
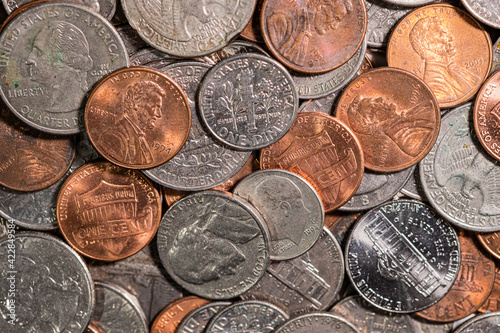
[3,0,500,332]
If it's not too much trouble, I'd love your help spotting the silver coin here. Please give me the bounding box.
[339,166,414,212]
[116,24,149,56]
[461,0,500,29]
[0,2,129,134]
[411,317,454,333]
[0,232,95,332]
[491,36,500,74]
[291,39,366,100]
[242,227,344,317]
[346,199,461,313]
[382,0,438,6]
[205,300,288,333]
[199,53,298,150]
[121,0,256,57]
[365,0,412,48]
[3,0,117,20]
[200,40,270,66]
[419,102,500,232]
[453,312,500,332]
[91,281,148,333]
[157,191,270,299]
[298,93,338,115]
[330,295,417,333]
[177,301,231,333]
[143,61,251,191]
[129,47,178,67]
[274,312,359,333]
[400,166,426,201]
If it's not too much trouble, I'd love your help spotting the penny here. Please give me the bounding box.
[330,295,417,333]
[157,191,270,299]
[240,0,264,43]
[365,0,412,48]
[274,312,359,333]
[85,67,191,169]
[346,199,461,313]
[151,296,211,333]
[91,281,148,332]
[419,103,500,232]
[335,67,441,172]
[0,2,129,134]
[56,161,162,261]
[177,301,231,333]
[121,0,256,57]
[478,232,500,260]
[85,323,104,333]
[454,312,500,332]
[242,227,344,317]
[461,0,500,29]
[199,53,299,151]
[233,169,324,260]
[3,0,117,20]
[416,230,495,322]
[0,104,75,192]
[261,0,367,74]
[0,232,95,332]
[143,62,251,190]
[387,4,492,109]
[479,265,500,313]
[260,111,364,212]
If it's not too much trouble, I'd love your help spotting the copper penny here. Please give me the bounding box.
[416,230,495,322]
[56,161,162,261]
[479,265,500,313]
[260,111,364,212]
[474,70,500,162]
[478,231,500,260]
[0,104,75,192]
[261,0,367,74]
[335,67,440,172]
[387,4,492,109]
[358,55,373,75]
[85,67,191,169]
[240,0,264,43]
[150,296,210,333]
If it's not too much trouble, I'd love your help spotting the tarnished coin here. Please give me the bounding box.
[199,53,298,150]
[233,169,324,260]
[121,0,256,57]
[0,232,95,332]
[116,24,149,56]
[400,166,426,201]
[335,67,441,172]
[365,0,412,48]
[411,318,454,333]
[299,93,338,115]
[143,62,251,191]
[419,103,500,232]
[261,0,367,74]
[129,47,177,67]
[330,295,417,333]
[85,67,191,169]
[242,227,344,317]
[2,0,117,20]
[260,111,364,212]
[274,312,359,333]
[200,40,269,66]
[177,301,231,333]
[85,323,104,333]
[0,105,75,192]
[454,312,500,332]
[325,212,361,248]
[91,281,148,333]
[492,36,500,74]
[416,230,495,322]
[56,161,162,261]
[151,296,211,333]
[461,0,500,29]
[479,265,500,313]
[205,300,288,332]
[387,4,492,109]
[157,191,270,299]
[0,2,129,134]
[346,199,461,313]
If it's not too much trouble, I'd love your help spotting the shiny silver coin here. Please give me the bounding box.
[461,0,500,29]
[453,312,500,332]
[365,0,412,48]
[382,0,437,6]
[205,300,288,333]
[91,281,148,333]
[400,166,426,201]
[2,0,117,20]
[0,2,129,134]
[177,301,231,333]
[242,227,344,317]
[199,53,298,150]
[121,0,256,57]
[157,191,270,299]
[298,92,338,115]
[0,232,95,332]
[345,199,461,313]
[143,61,251,191]
[419,103,500,232]
[274,312,359,333]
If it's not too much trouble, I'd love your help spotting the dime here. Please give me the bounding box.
[121,0,256,57]
[56,161,162,261]
[261,0,367,74]
[233,169,324,260]
[157,191,270,299]
[400,166,426,201]
[85,67,191,169]
[0,2,129,134]
[345,199,461,313]
[260,111,364,212]
[335,67,440,172]
[0,232,95,332]
[91,281,148,332]
[151,296,211,333]
[479,265,500,313]
[419,103,500,232]
[2,0,117,20]
[274,312,358,333]
[365,0,412,48]
[143,62,251,190]
[177,301,231,333]
[387,4,492,109]
[453,312,500,332]
[199,53,298,150]
[205,300,288,332]
[461,0,500,29]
